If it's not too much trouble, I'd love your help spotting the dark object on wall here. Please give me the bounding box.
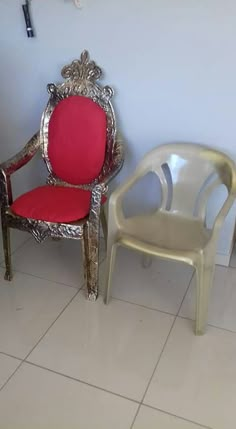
[22,0,34,37]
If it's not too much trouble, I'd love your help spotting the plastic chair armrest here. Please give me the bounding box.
[211,193,236,240]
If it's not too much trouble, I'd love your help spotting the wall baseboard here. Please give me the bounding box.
[216,239,235,266]
[216,252,231,267]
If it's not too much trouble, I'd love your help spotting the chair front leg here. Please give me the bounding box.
[85,184,103,301]
[83,221,100,301]
[195,254,215,335]
[1,215,12,281]
[82,224,89,288]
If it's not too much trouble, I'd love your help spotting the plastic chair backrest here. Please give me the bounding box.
[134,143,236,221]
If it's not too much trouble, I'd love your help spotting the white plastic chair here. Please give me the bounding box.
[104,143,236,335]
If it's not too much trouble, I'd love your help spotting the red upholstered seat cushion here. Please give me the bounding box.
[48,95,107,185]
[11,186,106,223]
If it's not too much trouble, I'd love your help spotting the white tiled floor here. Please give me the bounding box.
[28,293,174,401]
[0,268,77,358]
[99,247,193,314]
[0,354,21,389]
[0,363,138,429]
[0,237,236,428]
[180,266,236,332]
[11,236,105,287]
[0,229,30,263]
[133,406,205,429]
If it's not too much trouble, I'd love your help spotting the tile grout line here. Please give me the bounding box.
[0,287,81,394]
[0,239,106,290]
[1,249,234,427]
[176,268,236,335]
[11,248,105,289]
[24,361,141,406]
[0,360,23,393]
[0,358,213,429]
[0,235,31,267]
[0,244,105,392]
[0,263,196,417]
[0,351,22,361]
[111,296,177,318]
[142,269,194,401]
[207,322,236,334]
[10,236,32,258]
[1,267,84,290]
[177,314,236,335]
[5,268,236,336]
[129,316,177,429]
[0,235,32,262]
[24,289,81,362]
[176,270,195,317]
[143,404,214,429]
[130,270,195,429]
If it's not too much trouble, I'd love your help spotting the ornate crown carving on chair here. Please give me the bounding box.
[0,50,124,300]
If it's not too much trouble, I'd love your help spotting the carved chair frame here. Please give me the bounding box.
[0,50,124,300]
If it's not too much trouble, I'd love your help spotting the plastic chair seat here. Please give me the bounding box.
[120,212,211,255]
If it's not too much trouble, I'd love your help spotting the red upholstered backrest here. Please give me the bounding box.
[48,95,107,185]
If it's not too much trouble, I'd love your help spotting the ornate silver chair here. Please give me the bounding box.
[0,50,124,300]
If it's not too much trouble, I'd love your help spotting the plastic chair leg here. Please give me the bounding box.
[195,260,214,335]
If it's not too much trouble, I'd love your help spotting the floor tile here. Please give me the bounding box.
[0,230,30,263]
[179,265,236,332]
[144,317,236,429]
[133,406,205,429]
[100,247,193,314]
[0,354,21,389]
[0,363,138,429]
[28,292,174,401]
[10,237,105,287]
[0,269,77,358]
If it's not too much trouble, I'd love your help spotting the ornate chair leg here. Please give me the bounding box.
[81,228,89,287]
[83,222,100,301]
[100,206,107,249]
[1,221,13,281]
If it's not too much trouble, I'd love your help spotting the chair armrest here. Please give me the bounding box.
[107,165,147,227]
[88,139,124,229]
[99,140,124,186]
[109,155,148,206]
[0,132,40,208]
[89,183,106,232]
[0,132,40,176]
[211,193,236,241]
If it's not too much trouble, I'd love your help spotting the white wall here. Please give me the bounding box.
[0,0,236,262]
